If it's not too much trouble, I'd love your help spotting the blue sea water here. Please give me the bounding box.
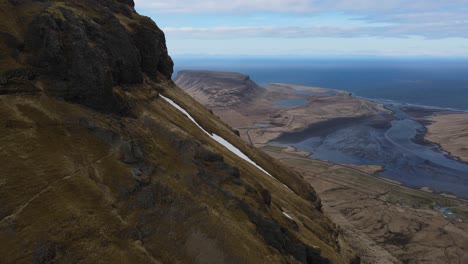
[174,57,468,111]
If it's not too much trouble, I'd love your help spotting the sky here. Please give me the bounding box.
[134,0,468,57]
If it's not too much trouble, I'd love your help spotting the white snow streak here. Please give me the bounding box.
[282,212,294,220]
[161,95,274,177]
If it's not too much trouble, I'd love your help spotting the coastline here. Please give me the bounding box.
[425,113,468,164]
[175,70,468,197]
[401,106,468,165]
[267,88,468,199]
[266,145,468,204]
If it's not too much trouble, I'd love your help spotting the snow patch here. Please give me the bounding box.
[283,212,294,220]
[161,95,277,179]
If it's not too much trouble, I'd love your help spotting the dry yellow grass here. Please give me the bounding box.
[426,113,468,163]
[0,79,348,263]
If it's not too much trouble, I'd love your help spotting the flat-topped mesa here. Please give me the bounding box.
[0,0,173,112]
[175,70,266,109]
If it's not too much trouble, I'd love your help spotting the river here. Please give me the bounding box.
[273,104,468,197]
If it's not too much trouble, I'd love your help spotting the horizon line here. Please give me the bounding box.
[171,54,468,60]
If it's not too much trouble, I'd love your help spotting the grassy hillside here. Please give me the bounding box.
[0,78,346,263]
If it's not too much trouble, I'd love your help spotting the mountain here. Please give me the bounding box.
[174,70,266,109]
[0,1,352,263]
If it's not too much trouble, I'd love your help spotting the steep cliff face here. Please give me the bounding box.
[0,1,350,263]
[116,0,135,7]
[1,0,172,112]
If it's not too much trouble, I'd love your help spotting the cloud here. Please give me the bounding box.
[135,0,318,14]
[163,22,468,39]
[135,0,467,14]
[138,0,468,39]
[164,26,361,38]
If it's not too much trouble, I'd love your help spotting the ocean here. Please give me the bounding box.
[174,57,468,111]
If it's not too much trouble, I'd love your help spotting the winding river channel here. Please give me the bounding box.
[273,104,468,197]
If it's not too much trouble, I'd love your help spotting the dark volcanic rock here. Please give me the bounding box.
[239,201,330,264]
[33,241,62,264]
[116,0,134,7]
[2,0,173,113]
[121,141,144,164]
[195,147,224,163]
[132,16,174,79]
[261,189,272,206]
[8,0,48,5]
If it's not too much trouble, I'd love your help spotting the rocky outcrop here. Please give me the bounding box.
[116,0,135,7]
[1,0,173,112]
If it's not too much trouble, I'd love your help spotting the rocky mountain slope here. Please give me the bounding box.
[0,0,352,263]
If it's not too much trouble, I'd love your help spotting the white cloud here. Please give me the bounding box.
[135,0,468,55]
[163,22,468,39]
[138,0,468,39]
[135,0,468,14]
[135,0,317,14]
